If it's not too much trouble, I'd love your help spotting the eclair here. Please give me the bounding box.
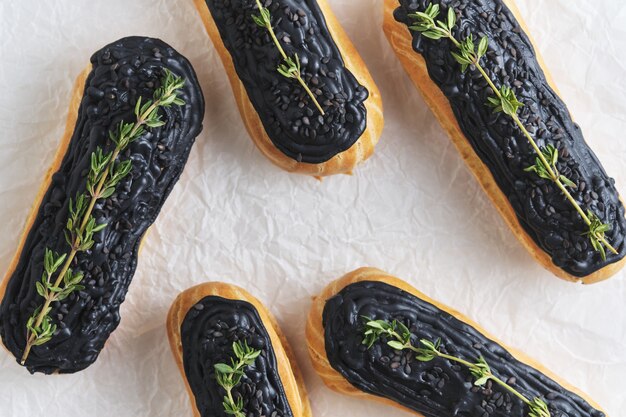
[0,36,205,373]
[307,267,608,417]
[383,0,625,282]
[193,0,383,177]
[167,282,311,417]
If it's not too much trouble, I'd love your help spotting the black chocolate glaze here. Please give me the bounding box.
[0,36,205,374]
[181,296,293,417]
[323,280,605,417]
[204,0,369,163]
[393,0,625,277]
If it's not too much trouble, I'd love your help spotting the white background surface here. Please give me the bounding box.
[1,0,625,415]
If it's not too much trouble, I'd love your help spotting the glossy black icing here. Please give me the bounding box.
[181,296,293,417]
[323,280,604,417]
[0,36,204,374]
[393,0,625,277]
[204,0,368,163]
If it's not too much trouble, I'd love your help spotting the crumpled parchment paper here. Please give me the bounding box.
[0,0,625,416]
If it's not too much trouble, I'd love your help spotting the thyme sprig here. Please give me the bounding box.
[21,69,186,364]
[252,0,325,115]
[214,341,262,417]
[363,318,550,417]
[409,3,617,260]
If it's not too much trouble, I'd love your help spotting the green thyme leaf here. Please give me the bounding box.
[421,30,446,40]
[584,210,612,261]
[524,157,552,181]
[99,187,115,199]
[415,353,436,362]
[92,222,107,233]
[474,376,490,386]
[387,340,405,350]
[420,338,437,351]
[251,13,266,27]
[214,341,261,417]
[529,397,551,417]
[477,36,489,58]
[35,282,46,297]
[447,7,456,29]
[365,320,385,331]
[145,118,165,128]
[214,363,234,374]
[426,3,440,18]
[559,175,577,189]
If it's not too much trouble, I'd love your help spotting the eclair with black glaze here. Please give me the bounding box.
[0,37,205,374]
[167,283,311,417]
[307,267,608,417]
[383,0,626,282]
[193,0,383,177]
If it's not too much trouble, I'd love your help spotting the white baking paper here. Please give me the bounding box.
[0,0,625,415]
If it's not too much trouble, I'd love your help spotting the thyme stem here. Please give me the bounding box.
[362,318,550,417]
[214,341,262,417]
[262,7,289,62]
[252,0,325,115]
